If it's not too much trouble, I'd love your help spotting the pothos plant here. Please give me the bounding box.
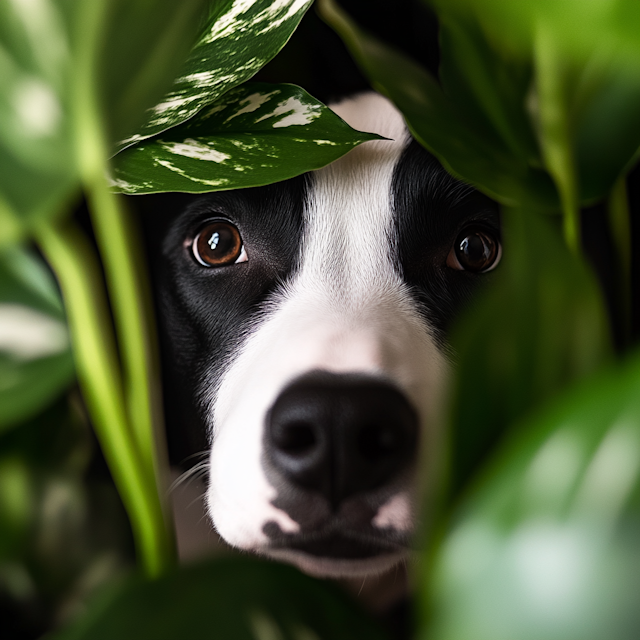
[1,0,640,639]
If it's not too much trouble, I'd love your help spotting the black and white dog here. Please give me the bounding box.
[142,93,500,578]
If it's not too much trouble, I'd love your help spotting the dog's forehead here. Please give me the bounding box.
[299,93,408,294]
[329,92,408,143]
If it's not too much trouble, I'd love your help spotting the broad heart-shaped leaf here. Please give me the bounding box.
[318,0,559,212]
[0,0,76,238]
[423,351,640,640]
[52,556,389,640]
[117,0,314,152]
[447,209,611,495]
[111,82,381,194]
[0,247,74,431]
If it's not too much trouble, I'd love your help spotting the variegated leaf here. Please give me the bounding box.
[117,0,314,152]
[111,83,381,194]
[0,247,74,431]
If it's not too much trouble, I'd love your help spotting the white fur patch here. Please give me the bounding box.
[205,94,449,573]
[372,493,413,532]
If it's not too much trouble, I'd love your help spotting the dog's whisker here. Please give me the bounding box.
[180,450,209,464]
[169,461,209,493]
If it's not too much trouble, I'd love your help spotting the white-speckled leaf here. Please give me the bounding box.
[116,0,314,152]
[0,247,74,431]
[111,83,381,194]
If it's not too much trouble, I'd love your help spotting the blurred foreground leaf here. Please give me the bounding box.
[0,399,133,638]
[0,0,76,237]
[52,556,388,640]
[425,351,640,640]
[448,211,611,493]
[0,247,74,431]
[112,82,380,194]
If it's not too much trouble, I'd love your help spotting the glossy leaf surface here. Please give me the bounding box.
[118,0,314,151]
[447,210,611,493]
[0,247,74,431]
[53,556,389,640]
[425,352,640,640]
[112,82,380,194]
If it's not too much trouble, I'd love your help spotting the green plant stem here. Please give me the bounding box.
[36,219,172,577]
[608,177,632,341]
[67,0,175,576]
[86,178,167,507]
[533,27,581,254]
[86,172,175,572]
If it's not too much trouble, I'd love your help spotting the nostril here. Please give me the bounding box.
[264,370,418,505]
[273,421,317,455]
[358,424,402,461]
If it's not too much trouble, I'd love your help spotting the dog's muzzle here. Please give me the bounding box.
[261,370,418,567]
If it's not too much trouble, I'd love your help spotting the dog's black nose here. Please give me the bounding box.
[264,371,418,508]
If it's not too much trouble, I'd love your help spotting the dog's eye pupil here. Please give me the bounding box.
[449,227,501,273]
[193,222,243,267]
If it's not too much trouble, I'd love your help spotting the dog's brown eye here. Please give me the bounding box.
[447,226,501,273]
[192,221,246,267]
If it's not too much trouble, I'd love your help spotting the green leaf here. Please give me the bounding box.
[52,556,389,640]
[431,0,640,207]
[448,210,612,493]
[0,247,74,431]
[432,0,640,69]
[437,12,539,164]
[111,82,381,194]
[117,0,314,151]
[424,351,640,640]
[0,0,76,233]
[317,0,559,211]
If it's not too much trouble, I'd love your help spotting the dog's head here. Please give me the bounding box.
[145,93,500,577]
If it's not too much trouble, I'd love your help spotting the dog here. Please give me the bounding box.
[140,92,500,579]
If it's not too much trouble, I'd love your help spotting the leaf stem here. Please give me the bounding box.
[607,176,632,342]
[86,176,168,512]
[36,219,172,577]
[533,27,581,254]
[60,0,175,576]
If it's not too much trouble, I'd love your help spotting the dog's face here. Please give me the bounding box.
[149,94,500,577]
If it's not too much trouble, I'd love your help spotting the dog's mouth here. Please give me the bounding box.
[262,529,410,577]
[269,532,401,559]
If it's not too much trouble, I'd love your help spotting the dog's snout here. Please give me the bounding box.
[264,371,418,509]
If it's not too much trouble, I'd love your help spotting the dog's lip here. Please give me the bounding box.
[266,531,407,560]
